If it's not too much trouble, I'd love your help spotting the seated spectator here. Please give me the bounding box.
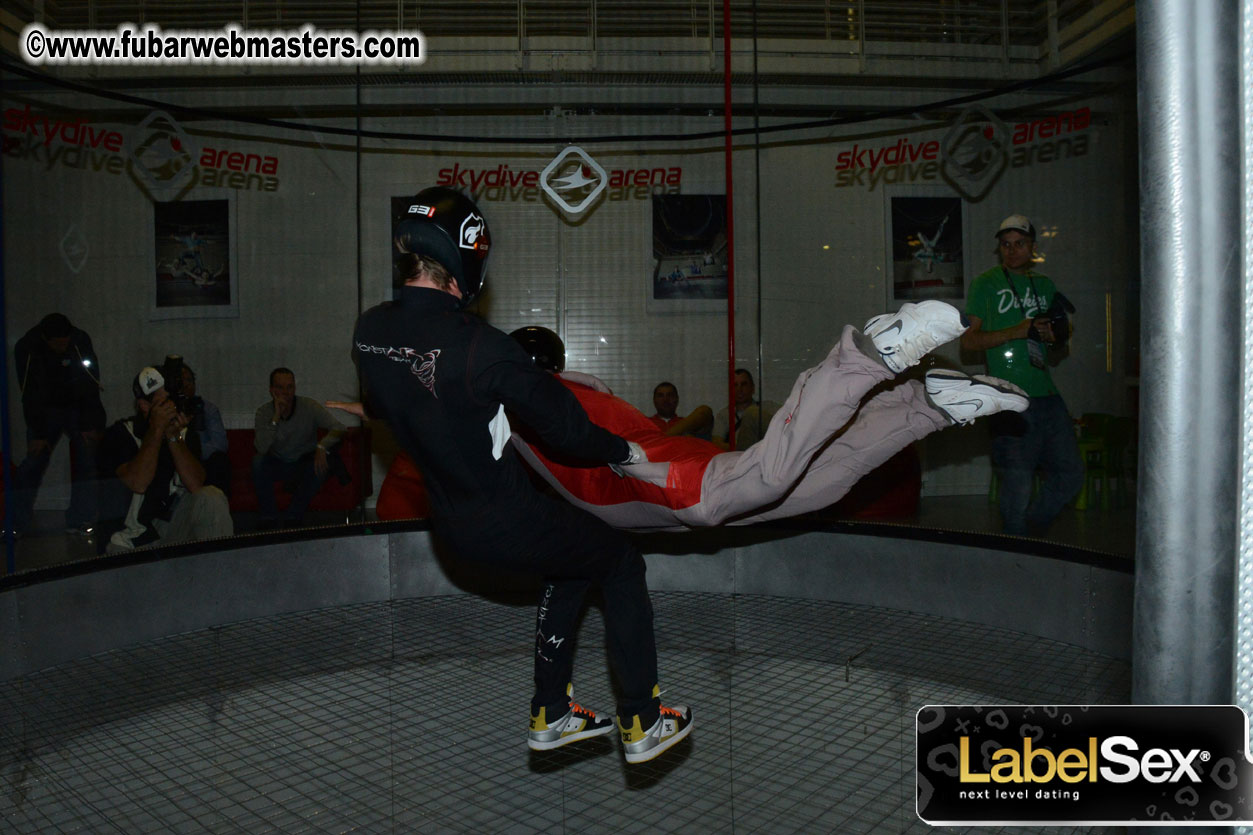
[712,368,781,451]
[253,367,346,528]
[178,361,231,495]
[649,381,713,439]
[99,364,233,552]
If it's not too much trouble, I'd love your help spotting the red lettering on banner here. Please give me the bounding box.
[1011,107,1090,146]
[406,163,682,199]
[837,108,1091,184]
[197,147,279,175]
[1,107,275,176]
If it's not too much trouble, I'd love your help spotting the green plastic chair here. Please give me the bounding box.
[1073,413,1136,510]
[988,469,1040,504]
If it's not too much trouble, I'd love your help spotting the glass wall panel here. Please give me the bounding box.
[1,2,1138,574]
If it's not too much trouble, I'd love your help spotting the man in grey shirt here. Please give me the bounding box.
[711,368,781,451]
[252,367,346,527]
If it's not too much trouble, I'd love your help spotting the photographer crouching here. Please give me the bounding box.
[98,358,233,552]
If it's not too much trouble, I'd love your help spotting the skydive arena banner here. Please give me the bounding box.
[917,705,1253,826]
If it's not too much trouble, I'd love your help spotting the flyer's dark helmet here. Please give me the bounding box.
[393,186,491,307]
[509,326,565,373]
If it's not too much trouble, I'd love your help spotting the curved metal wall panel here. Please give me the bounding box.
[1,529,1131,682]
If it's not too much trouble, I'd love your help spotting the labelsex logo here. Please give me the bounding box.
[960,735,1206,784]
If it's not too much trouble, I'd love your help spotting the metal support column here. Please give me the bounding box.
[1236,4,1253,834]
[1133,0,1240,705]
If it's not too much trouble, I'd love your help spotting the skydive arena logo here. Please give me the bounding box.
[2,104,282,194]
[59,224,90,274]
[939,104,1010,199]
[126,109,198,199]
[433,157,681,206]
[836,106,1091,192]
[917,705,1253,825]
[540,145,608,216]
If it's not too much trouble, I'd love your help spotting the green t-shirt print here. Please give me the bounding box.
[964,265,1059,397]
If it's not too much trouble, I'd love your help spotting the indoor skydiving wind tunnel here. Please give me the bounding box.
[3,0,1248,832]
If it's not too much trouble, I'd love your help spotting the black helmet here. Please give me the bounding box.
[393,186,491,306]
[509,326,565,373]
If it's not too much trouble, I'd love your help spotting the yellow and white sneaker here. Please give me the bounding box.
[618,704,693,764]
[528,687,615,751]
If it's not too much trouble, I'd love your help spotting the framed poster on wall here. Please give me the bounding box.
[647,193,729,314]
[150,198,237,320]
[883,186,967,304]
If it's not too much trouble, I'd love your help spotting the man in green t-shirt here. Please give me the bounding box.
[961,214,1083,536]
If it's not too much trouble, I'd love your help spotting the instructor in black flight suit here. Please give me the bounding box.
[353,187,692,765]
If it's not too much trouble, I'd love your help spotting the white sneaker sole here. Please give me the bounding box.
[528,722,615,751]
[926,371,1028,424]
[866,301,968,373]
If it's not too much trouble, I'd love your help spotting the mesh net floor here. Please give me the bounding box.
[1,592,1129,834]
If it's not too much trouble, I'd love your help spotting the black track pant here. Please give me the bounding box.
[440,490,660,726]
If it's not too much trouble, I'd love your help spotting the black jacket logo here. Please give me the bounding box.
[356,342,441,397]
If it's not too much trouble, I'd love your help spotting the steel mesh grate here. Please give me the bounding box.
[1,592,1128,833]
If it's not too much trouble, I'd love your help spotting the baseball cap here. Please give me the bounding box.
[132,366,165,400]
[996,214,1036,239]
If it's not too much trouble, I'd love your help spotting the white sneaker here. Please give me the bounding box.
[864,301,968,373]
[528,687,615,751]
[925,369,1029,425]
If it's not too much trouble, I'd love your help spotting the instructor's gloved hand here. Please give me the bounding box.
[608,441,670,488]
